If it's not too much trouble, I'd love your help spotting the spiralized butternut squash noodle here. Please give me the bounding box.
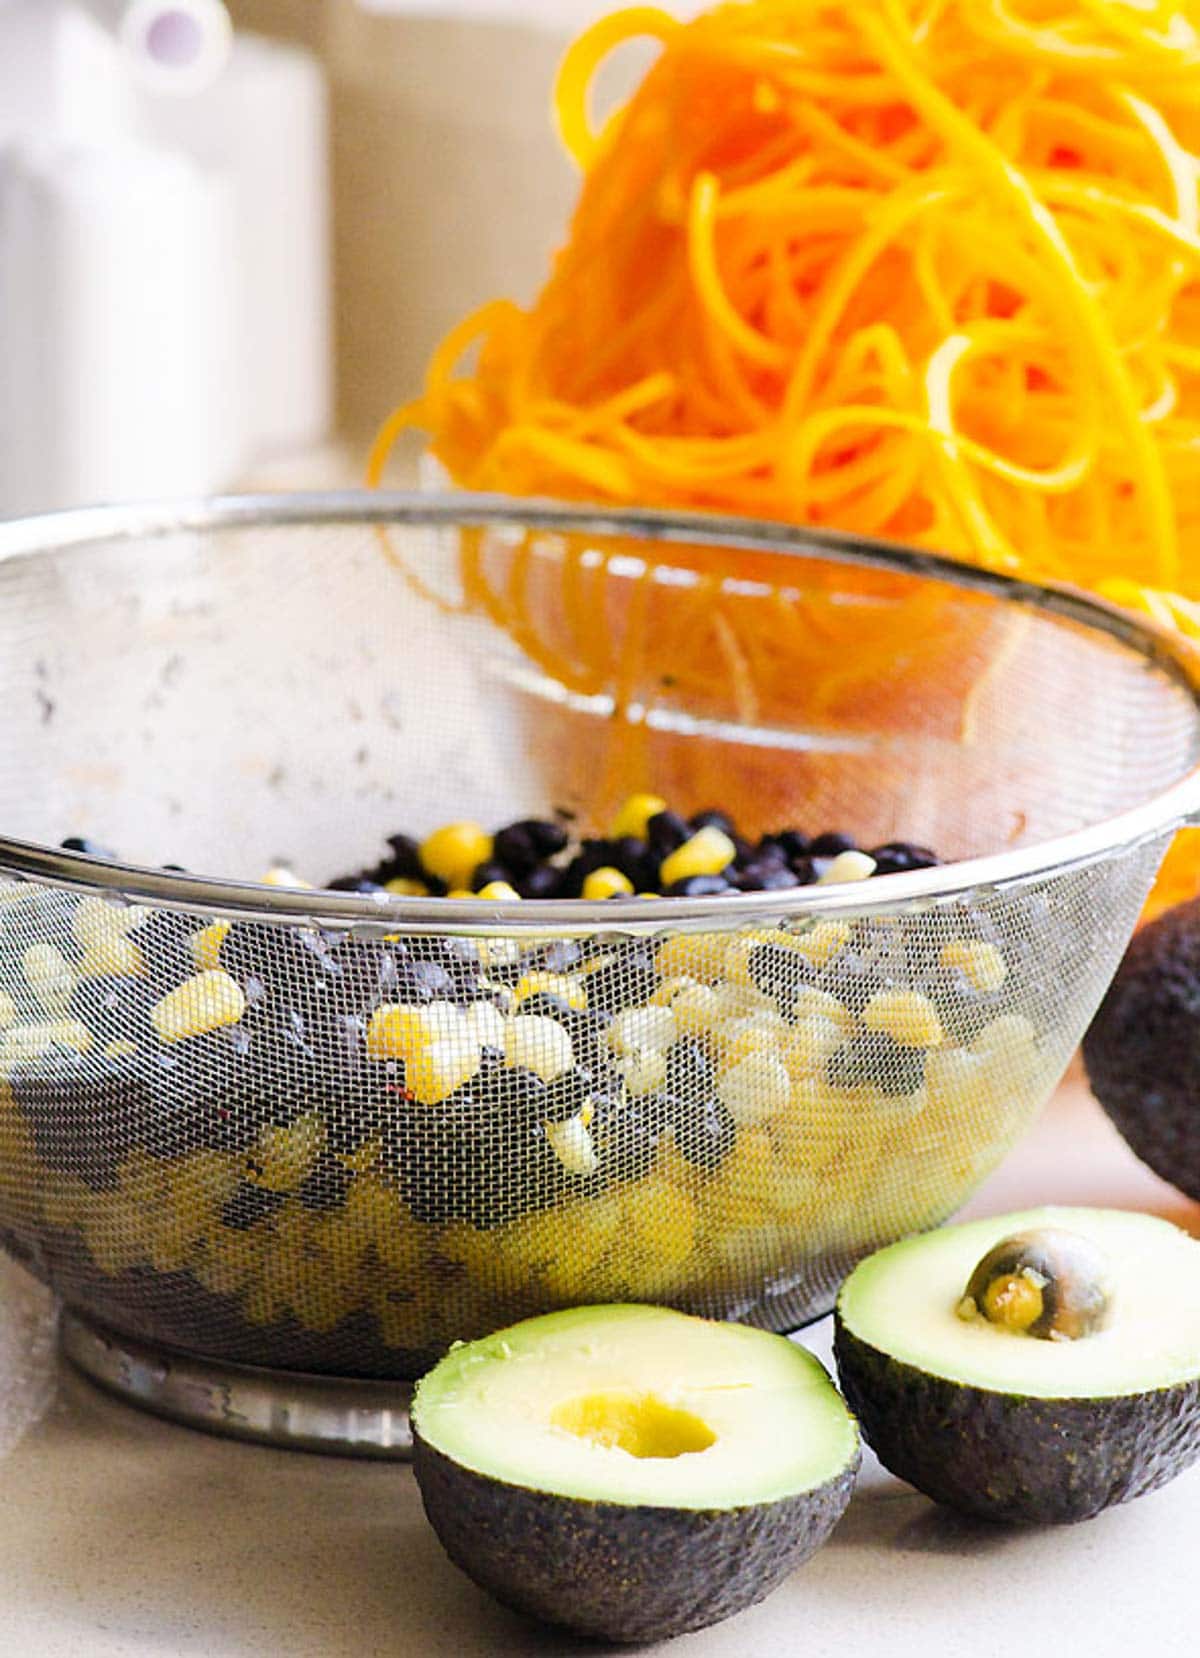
[370,0,1200,907]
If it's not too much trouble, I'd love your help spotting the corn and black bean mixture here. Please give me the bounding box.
[0,801,1051,1365]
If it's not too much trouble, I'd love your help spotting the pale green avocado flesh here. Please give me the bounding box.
[411,1304,860,1642]
[415,1302,857,1506]
[835,1206,1200,1524]
[838,1206,1200,1397]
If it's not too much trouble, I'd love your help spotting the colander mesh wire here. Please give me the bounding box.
[0,504,1194,1379]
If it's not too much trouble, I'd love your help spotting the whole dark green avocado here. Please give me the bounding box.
[1082,897,1200,1201]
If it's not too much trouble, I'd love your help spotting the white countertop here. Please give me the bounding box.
[2,1065,1198,1658]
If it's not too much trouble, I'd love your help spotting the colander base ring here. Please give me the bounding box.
[59,1310,415,1458]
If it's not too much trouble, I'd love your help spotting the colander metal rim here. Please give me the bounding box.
[0,489,1198,935]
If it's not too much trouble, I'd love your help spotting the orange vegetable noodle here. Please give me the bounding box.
[371,0,1200,887]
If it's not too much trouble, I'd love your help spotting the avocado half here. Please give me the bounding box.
[834,1207,1200,1525]
[1083,898,1200,1201]
[411,1304,859,1643]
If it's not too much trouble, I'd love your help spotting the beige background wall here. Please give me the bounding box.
[231,0,581,445]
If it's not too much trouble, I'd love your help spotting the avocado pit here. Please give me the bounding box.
[957,1226,1112,1341]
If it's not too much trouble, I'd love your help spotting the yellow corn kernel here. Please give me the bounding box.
[626,1177,697,1268]
[72,896,147,947]
[245,1112,326,1193]
[582,866,635,901]
[711,981,776,1021]
[970,1014,1038,1062]
[783,1015,845,1079]
[540,1194,625,1297]
[649,975,696,1009]
[150,970,246,1044]
[816,850,877,884]
[366,1000,460,1061]
[420,821,493,888]
[463,1000,507,1049]
[637,892,661,899]
[384,877,430,897]
[659,827,737,887]
[669,982,722,1037]
[790,987,856,1032]
[504,1014,574,1082]
[703,1129,777,1226]
[2,1018,93,1065]
[717,1012,788,1069]
[0,990,18,1031]
[546,1115,599,1176]
[793,921,851,968]
[863,990,944,1049]
[608,1004,677,1055]
[614,1047,668,1096]
[23,943,75,1010]
[406,1038,482,1105]
[940,939,1007,994]
[80,935,145,979]
[722,930,788,989]
[191,920,231,971]
[515,971,588,1011]
[477,880,521,902]
[104,1038,139,1060]
[447,888,475,900]
[609,793,667,839]
[655,933,725,983]
[717,1052,792,1123]
[262,866,312,888]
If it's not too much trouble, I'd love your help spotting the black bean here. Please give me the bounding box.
[826,1030,926,1096]
[870,841,940,875]
[69,973,159,1041]
[326,875,385,894]
[383,833,426,881]
[776,829,811,861]
[674,1098,737,1171]
[478,1064,550,1122]
[663,875,735,897]
[59,836,116,860]
[646,810,691,857]
[542,1066,595,1123]
[531,938,584,974]
[297,1154,353,1213]
[585,946,658,1012]
[590,1093,662,1182]
[733,864,799,893]
[471,859,512,890]
[494,819,567,877]
[664,1037,715,1099]
[516,991,576,1021]
[748,943,809,998]
[606,836,657,889]
[518,865,566,899]
[809,830,858,857]
[221,1183,287,1231]
[689,809,735,835]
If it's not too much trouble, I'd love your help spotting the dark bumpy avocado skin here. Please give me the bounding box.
[1082,898,1200,1202]
[834,1320,1200,1525]
[411,1432,859,1643]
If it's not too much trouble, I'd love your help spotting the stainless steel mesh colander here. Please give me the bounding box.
[0,494,1198,1452]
